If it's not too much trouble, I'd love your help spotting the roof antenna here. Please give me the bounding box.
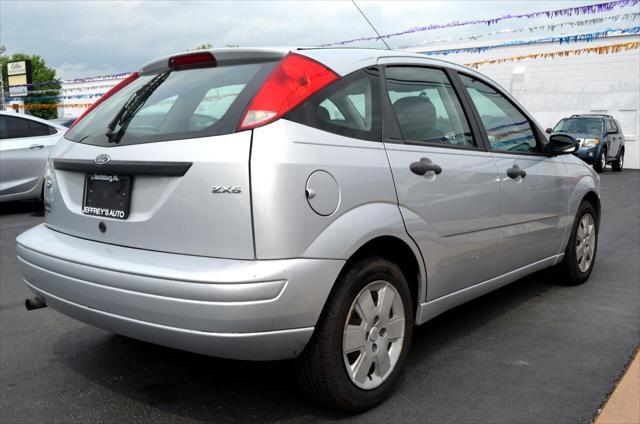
[351,0,391,50]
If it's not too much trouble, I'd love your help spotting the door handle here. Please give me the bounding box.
[507,164,526,179]
[410,158,442,176]
[29,144,45,149]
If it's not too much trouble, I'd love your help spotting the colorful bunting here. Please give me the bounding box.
[322,0,640,46]
[421,26,640,55]
[402,12,639,48]
[464,41,640,68]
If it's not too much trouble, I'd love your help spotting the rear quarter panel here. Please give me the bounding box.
[251,120,403,258]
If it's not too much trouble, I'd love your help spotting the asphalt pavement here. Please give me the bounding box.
[1,170,638,423]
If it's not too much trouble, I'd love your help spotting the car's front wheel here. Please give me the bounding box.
[296,256,413,412]
[554,201,598,285]
[612,148,624,172]
[593,147,607,173]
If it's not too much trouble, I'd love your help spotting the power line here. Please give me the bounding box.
[350,0,391,50]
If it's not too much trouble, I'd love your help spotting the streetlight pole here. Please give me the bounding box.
[0,45,6,111]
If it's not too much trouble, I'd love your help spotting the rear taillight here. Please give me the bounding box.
[69,72,139,128]
[169,52,216,69]
[238,53,339,131]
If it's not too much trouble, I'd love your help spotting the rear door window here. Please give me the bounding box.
[0,116,30,139]
[28,120,54,137]
[285,67,382,142]
[460,75,538,153]
[65,61,277,146]
[384,66,475,147]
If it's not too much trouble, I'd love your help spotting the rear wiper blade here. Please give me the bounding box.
[105,70,171,144]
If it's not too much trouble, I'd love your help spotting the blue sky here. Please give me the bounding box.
[0,1,635,79]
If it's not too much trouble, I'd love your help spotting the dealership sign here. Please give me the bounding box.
[8,86,28,97]
[7,60,32,89]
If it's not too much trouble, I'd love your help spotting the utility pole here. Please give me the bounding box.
[0,45,6,111]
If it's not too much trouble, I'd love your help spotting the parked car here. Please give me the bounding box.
[0,111,66,202]
[547,114,625,172]
[50,117,78,128]
[17,48,600,412]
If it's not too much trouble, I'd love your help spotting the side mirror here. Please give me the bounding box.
[546,134,579,156]
[545,128,553,134]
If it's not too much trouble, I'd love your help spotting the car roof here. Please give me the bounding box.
[138,46,538,130]
[140,46,480,77]
[570,114,612,119]
[0,111,67,130]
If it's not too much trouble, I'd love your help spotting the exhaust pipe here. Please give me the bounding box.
[25,297,47,311]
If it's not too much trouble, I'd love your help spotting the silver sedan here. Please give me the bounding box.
[0,111,66,202]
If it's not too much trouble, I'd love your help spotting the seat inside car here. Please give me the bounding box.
[392,95,437,141]
[317,105,331,122]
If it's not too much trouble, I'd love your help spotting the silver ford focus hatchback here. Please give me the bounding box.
[17,48,600,412]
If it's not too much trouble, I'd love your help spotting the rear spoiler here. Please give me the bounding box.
[139,48,290,75]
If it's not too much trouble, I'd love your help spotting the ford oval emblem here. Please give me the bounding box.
[94,154,111,165]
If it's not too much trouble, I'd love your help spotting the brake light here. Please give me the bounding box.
[69,72,139,128]
[169,52,216,69]
[238,53,339,131]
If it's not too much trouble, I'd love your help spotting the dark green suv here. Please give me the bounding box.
[548,114,625,172]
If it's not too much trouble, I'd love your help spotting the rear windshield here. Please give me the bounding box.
[553,118,603,135]
[65,61,276,146]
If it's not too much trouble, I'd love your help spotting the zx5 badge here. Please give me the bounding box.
[212,186,242,194]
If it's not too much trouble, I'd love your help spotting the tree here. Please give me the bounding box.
[190,42,213,51]
[1,53,61,119]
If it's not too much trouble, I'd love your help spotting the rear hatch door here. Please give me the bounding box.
[46,50,283,259]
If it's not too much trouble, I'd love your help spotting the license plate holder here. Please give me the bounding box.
[82,174,132,220]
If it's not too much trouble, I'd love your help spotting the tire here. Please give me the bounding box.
[593,147,606,173]
[612,148,624,172]
[295,256,413,413]
[554,201,598,285]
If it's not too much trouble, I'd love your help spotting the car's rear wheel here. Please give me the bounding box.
[554,201,598,285]
[593,147,607,173]
[612,148,624,172]
[295,256,413,412]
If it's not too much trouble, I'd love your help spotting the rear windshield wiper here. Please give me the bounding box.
[105,70,171,144]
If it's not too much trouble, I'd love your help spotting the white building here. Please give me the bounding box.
[405,33,640,168]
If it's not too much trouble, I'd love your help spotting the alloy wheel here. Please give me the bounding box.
[342,280,405,390]
[575,213,596,273]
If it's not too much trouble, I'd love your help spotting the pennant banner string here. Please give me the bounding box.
[464,41,640,68]
[421,26,640,55]
[401,12,639,48]
[321,0,640,46]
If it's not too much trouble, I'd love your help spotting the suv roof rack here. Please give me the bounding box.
[571,113,613,118]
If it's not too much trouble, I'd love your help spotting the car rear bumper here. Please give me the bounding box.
[17,224,344,360]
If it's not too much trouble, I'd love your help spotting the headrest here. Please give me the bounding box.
[392,96,436,140]
[318,105,331,122]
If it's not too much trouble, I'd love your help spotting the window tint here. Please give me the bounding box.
[28,121,53,137]
[607,119,618,133]
[0,116,30,139]
[384,67,474,147]
[460,75,538,153]
[65,61,277,147]
[611,119,622,134]
[285,67,381,141]
[554,118,603,135]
